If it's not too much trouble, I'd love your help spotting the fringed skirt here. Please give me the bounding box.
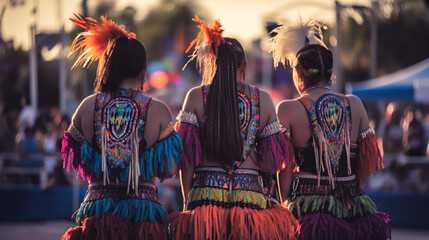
[168,167,297,240]
[61,183,168,240]
[286,175,391,240]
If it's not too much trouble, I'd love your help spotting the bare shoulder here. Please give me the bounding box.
[258,89,272,101]
[186,86,203,102]
[276,98,301,113]
[148,98,172,121]
[345,94,365,111]
[73,93,98,125]
[182,86,203,112]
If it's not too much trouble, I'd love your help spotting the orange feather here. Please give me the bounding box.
[185,15,224,53]
[69,13,136,69]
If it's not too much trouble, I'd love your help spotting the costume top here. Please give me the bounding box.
[176,84,290,171]
[286,93,383,185]
[62,88,183,186]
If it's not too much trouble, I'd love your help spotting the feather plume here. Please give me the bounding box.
[69,13,136,69]
[270,19,327,68]
[183,15,224,85]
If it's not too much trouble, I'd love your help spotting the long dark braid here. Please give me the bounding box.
[201,38,245,167]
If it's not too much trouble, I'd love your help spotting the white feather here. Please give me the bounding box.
[183,40,218,85]
[270,19,327,68]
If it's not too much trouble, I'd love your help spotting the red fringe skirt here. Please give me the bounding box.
[61,213,167,240]
[168,204,297,240]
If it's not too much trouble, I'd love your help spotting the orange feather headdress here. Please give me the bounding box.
[69,13,136,69]
[183,15,224,85]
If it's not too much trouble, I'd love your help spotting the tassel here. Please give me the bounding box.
[128,129,140,194]
[101,125,110,185]
[345,118,352,175]
[313,135,321,188]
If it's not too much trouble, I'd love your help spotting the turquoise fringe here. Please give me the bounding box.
[113,199,168,223]
[139,131,183,180]
[75,198,167,224]
[75,198,115,223]
[78,131,183,181]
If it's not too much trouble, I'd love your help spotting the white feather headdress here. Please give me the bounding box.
[270,19,327,68]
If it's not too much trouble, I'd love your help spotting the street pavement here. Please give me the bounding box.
[0,220,428,240]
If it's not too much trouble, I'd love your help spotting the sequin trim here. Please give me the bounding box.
[259,120,281,138]
[192,167,263,193]
[176,110,199,128]
[69,125,86,144]
[359,127,374,139]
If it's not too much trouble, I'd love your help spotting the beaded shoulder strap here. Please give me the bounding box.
[240,85,260,165]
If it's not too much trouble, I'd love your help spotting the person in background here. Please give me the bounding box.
[61,14,183,240]
[402,106,426,156]
[271,19,391,239]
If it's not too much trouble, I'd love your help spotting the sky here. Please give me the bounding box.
[2,0,371,50]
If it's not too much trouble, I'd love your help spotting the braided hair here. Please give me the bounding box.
[296,44,333,88]
[201,38,245,167]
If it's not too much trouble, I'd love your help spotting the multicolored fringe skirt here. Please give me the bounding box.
[286,175,391,240]
[61,183,168,240]
[168,167,297,240]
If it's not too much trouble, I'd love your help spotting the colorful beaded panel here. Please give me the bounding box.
[84,184,160,204]
[202,85,260,167]
[187,167,267,211]
[192,167,263,192]
[176,110,199,127]
[94,89,152,171]
[104,97,139,169]
[299,94,351,170]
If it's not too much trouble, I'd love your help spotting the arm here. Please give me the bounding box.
[276,100,295,202]
[258,90,280,174]
[145,99,181,178]
[177,87,201,207]
[347,95,383,180]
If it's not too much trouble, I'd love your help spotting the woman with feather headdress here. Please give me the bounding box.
[271,19,391,239]
[167,16,297,240]
[61,14,183,240]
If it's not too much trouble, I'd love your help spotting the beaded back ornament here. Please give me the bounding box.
[94,89,151,193]
[300,94,352,188]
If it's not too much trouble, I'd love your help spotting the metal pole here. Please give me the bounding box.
[370,1,378,79]
[29,25,38,111]
[58,0,67,114]
[81,0,89,97]
[334,1,343,93]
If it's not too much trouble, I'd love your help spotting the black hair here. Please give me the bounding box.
[94,37,147,93]
[296,44,333,88]
[201,38,245,167]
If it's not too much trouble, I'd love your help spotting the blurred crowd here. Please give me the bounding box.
[1,96,429,195]
[362,102,429,193]
[0,97,71,189]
